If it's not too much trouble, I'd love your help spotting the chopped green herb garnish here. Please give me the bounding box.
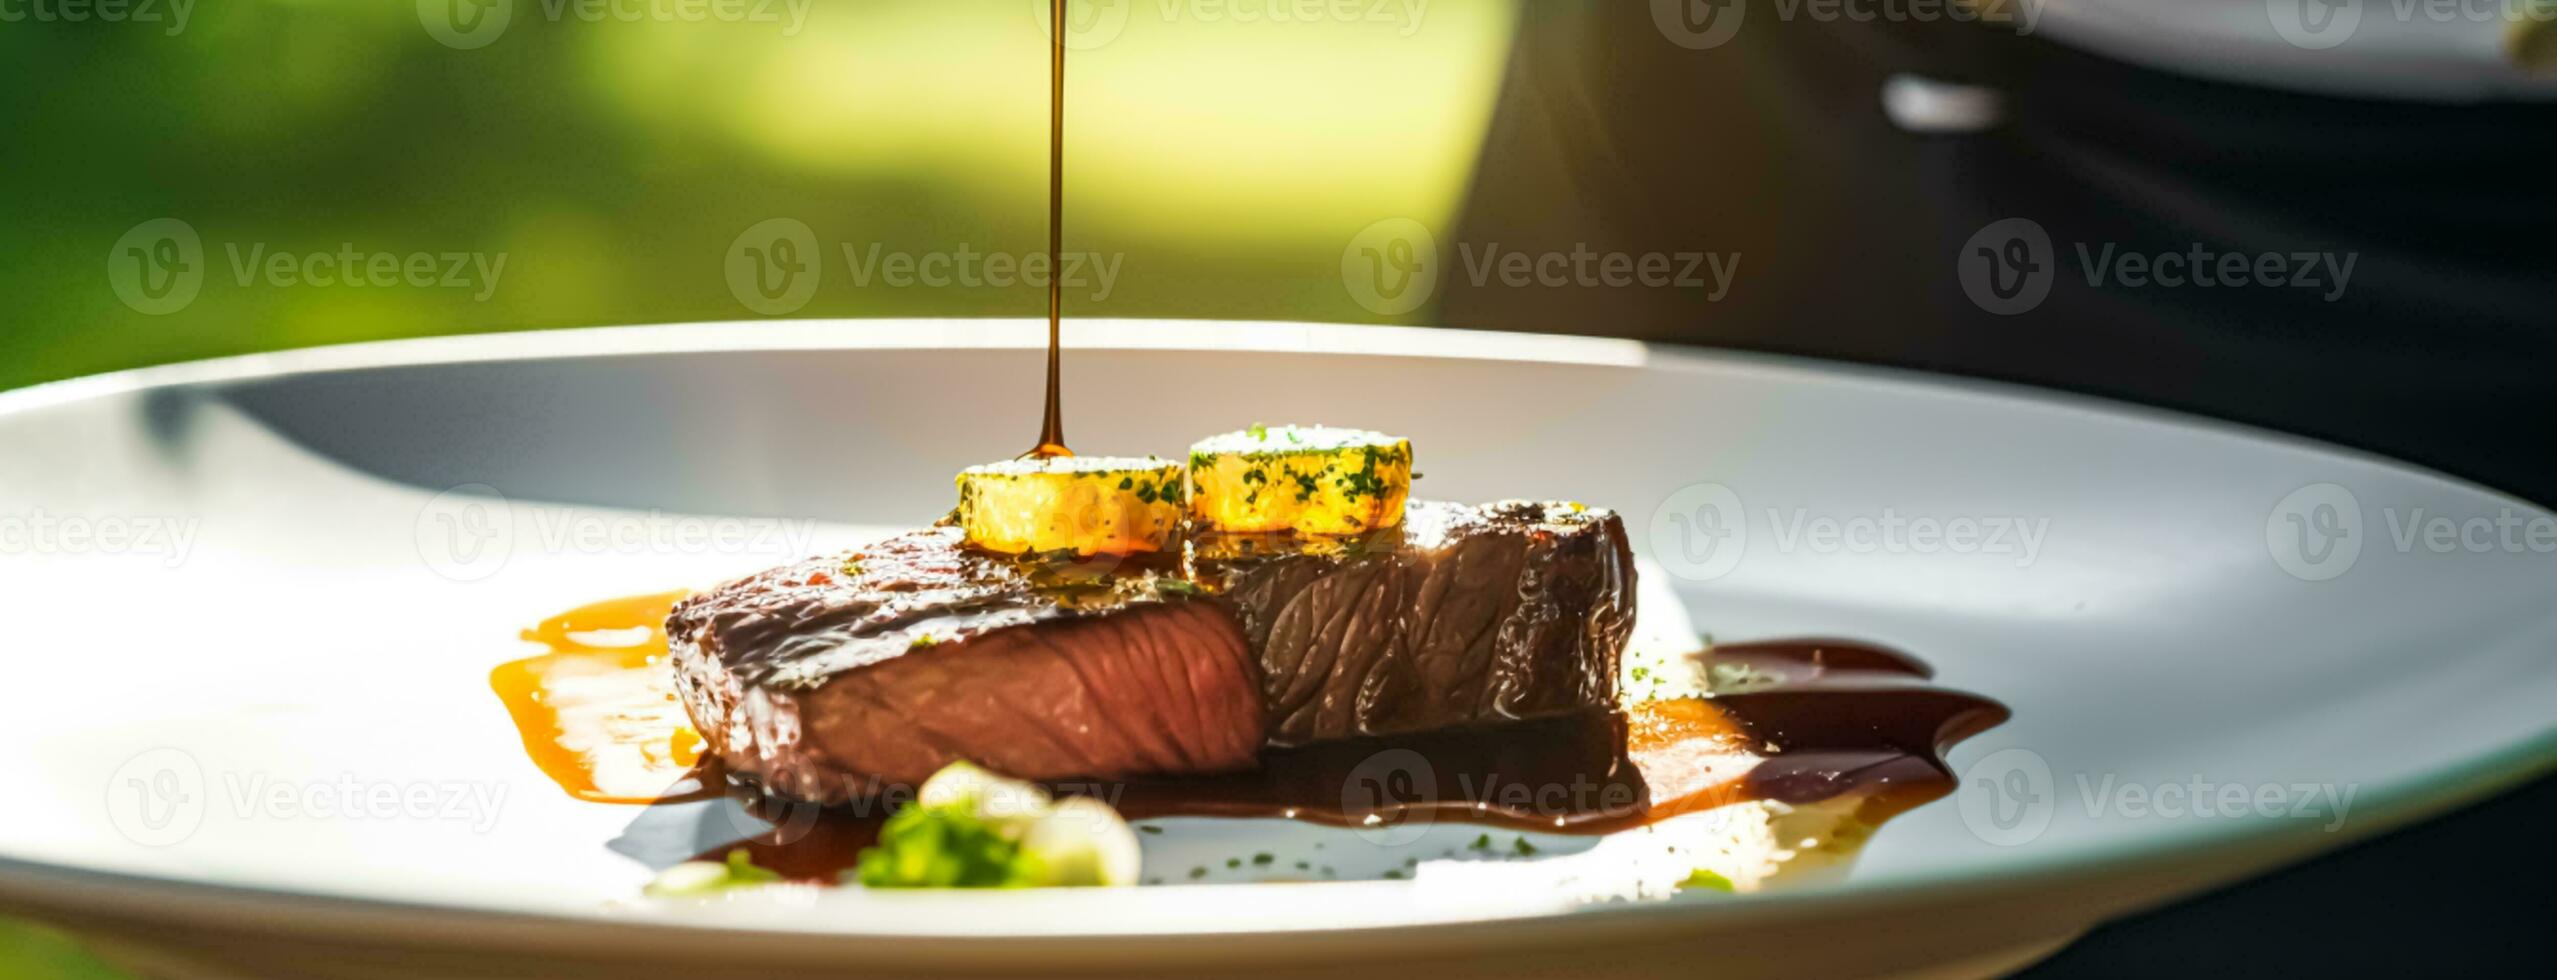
[1681,869,1736,892]
[849,762,1138,889]
[852,800,1028,889]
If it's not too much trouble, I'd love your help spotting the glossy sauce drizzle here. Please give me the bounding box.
[489,591,720,804]
[1027,0,1072,460]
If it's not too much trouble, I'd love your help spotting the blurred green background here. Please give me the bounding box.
[2,0,1519,393]
[1,1,1517,973]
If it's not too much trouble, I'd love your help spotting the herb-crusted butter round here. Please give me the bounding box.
[1187,425,1412,536]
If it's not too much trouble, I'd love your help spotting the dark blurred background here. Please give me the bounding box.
[4,1,2552,976]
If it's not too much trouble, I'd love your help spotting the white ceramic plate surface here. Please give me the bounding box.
[1,320,2550,979]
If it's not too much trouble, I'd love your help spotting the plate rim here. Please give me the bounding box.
[6,316,2547,511]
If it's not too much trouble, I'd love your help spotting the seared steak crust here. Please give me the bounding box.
[1207,501,1636,745]
[667,528,1264,803]
[668,501,1636,802]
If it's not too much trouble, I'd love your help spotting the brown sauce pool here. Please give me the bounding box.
[493,595,2007,885]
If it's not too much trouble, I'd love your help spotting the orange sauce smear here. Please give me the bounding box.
[490,591,720,804]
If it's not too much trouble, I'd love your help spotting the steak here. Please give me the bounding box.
[1205,500,1636,745]
[668,500,1636,803]
[667,528,1265,804]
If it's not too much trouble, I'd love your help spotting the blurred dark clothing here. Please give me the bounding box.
[1445,0,2557,503]
[1443,4,2555,975]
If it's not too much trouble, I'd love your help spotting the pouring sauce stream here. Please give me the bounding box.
[1027,0,1072,460]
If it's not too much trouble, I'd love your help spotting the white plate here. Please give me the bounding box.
[1,320,2551,980]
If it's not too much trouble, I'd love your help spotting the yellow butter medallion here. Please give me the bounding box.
[956,456,1185,557]
[1188,425,1412,536]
